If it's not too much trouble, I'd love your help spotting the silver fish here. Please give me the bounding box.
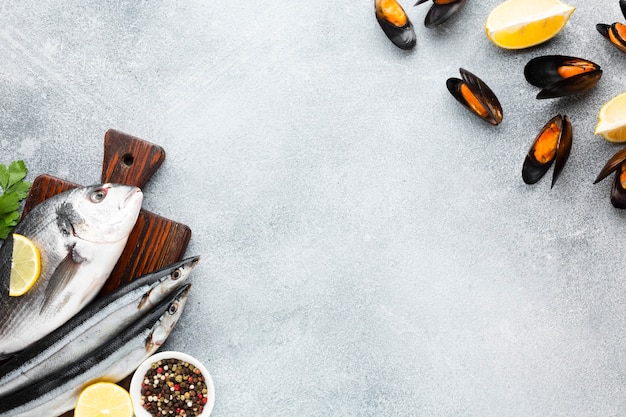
[0,183,143,357]
[0,255,199,397]
[0,283,191,417]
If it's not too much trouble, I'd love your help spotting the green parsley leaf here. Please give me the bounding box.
[0,160,31,240]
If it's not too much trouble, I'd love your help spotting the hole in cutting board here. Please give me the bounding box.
[122,154,134,166]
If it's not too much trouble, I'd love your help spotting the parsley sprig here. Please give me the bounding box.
[0,160,31,240]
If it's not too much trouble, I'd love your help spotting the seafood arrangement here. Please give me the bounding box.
[594,148,626,208]
[0,183,143,357]
[524,55,602,99]
[376,0,626,196]
[0,256,199,397]
[446,68,503,126]
[375,0,417,50]
[0,284,191,417]
[414,0,466,28]
[0,133,203,416]
[597,0,626,53]
[522,115,572,187]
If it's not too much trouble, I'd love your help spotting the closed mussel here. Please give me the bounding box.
[446,68,503,125]
[597,0,626,53]
[524,55,602,99]
[414,0,465,28]
[522,115,572,187]
[594,148,626,208]
[375,0,417,50]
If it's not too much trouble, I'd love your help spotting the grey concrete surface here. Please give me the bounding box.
[2,0,626,416]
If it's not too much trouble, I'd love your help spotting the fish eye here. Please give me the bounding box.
[90,188,108,203]
[168,302,179,315]
[172,269,182,280]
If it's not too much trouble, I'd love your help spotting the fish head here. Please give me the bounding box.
[140,256,201,310]
[60,184,143,244]
[146,283,191,351]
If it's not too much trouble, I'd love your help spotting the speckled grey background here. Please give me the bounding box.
[2,0,626,416]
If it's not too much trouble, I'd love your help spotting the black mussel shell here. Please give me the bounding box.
[446,68,503,125]
[622,0,626,20]
[593,148,626,209]
[598,23,626,53]
[597,23,611,39]
[522,114,572,187]
[524,55,602,99]
[610,168,626,209]
[415,0,465,28]
[551,115,572,187]
[375,0,417,50]
[593,148,626,184]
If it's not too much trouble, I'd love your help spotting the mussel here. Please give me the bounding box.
[446,68,503,125]
[375,0,417,50]
[414,0,465,28]
[597,0,626,53]
[522,114,572,187]
[524,55,602,99]
[594,148,626,209]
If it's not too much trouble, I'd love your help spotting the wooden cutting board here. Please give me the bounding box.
[22,129,192,294]
[21,130,192,417]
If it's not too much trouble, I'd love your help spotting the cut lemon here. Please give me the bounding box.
[485,0,575,49]
[9,233,41,297]
[595,92,626,142]
[75,382,133,417]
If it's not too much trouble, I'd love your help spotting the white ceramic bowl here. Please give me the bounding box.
[130,351,215,417]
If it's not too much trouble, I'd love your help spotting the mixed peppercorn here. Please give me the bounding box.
[140,358,209,416]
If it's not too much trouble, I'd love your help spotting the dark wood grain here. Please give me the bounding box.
[17,131,191,417]
[101,129,166,188]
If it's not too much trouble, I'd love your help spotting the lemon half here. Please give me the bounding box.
[595,92,626,143]
[485,0,575,49]
[9,233,41,297]
[75,382,133,417]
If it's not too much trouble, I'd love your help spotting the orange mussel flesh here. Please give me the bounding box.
[522,114,572,187]
[375,0,416,50]
[446,68,503,126]
[597,23,626,53]
[524,55,602,99]
[597,0,626,53]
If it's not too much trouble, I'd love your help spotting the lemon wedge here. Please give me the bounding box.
[485,0,575,49]
[595,92,626,142]
[75,382,133,417]
[9,233,41,297]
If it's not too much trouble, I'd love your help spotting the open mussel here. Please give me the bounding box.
[446,68,503,125]
[414,0,465,28]
[375,0,417,50]
[524,55,602,99]
[594,148,626,208]
[597,0,626,53]
[522,115,572,187]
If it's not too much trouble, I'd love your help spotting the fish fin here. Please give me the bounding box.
[40,248,81,313]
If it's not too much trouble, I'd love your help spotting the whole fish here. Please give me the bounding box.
[0,283,191,417]
[0,183,143,357]
[0,255,199,398]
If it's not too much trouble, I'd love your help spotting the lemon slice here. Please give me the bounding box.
[75,382,133,417]
[485,0,575,49]
[9,233,41,297]
[595,92,626,142]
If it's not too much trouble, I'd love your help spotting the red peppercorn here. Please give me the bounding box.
[157,367,164,374]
